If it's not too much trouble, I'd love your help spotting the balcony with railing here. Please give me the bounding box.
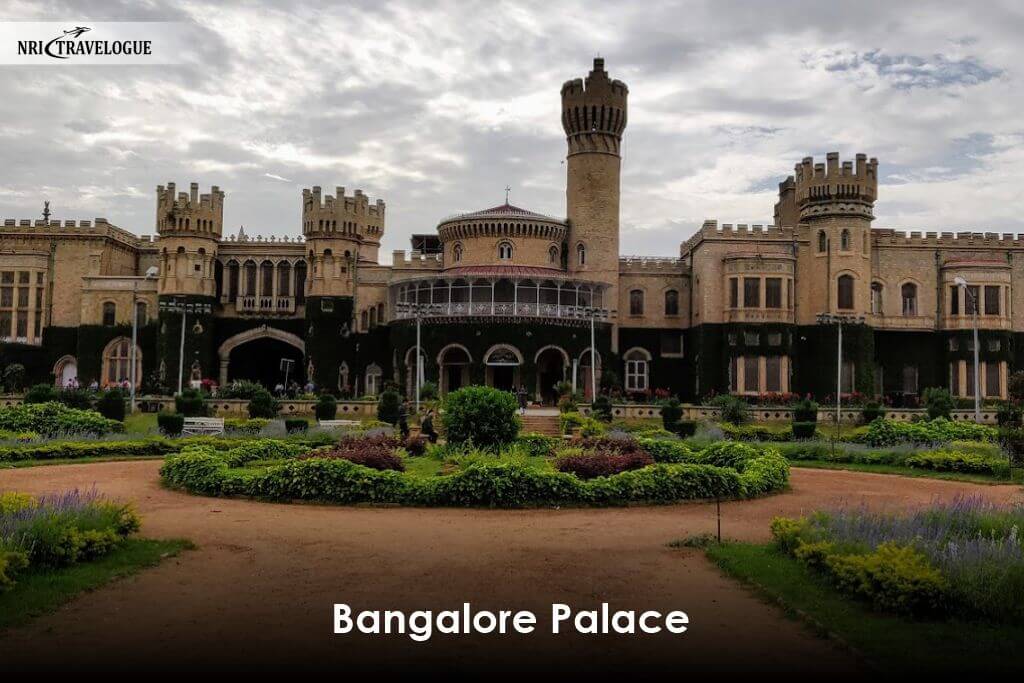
[236,295,296,315]
[392,274,611,323]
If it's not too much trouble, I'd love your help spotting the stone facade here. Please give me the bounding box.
[0,58,1018,404]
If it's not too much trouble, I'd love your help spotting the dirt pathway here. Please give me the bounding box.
[0,461,1019,671]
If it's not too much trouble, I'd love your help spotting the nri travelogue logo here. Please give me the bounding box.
[18,25,151,59]
[0,22,187,65]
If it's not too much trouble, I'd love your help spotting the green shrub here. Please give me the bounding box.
[418,381,438,401]
[699,441,761,469]
[225,417,269,434]
[922,387,954,420]
[157,413,184,436]
[791,397,818,423]
[0,402,118,436]
[720,422,793,442]
[0,492,35,514]
[222,439,307,467]
[708,394,748,425]
[826,543,949,616]
[517,433,558,458]
[57,388,93,409]
[216,380,266,400]
[23,384,58,404]
[95,388,126,422]
[996,403,1021,428]
[285,418,308,434]
[591,395,613,422]
[2,363,26,393]
[441,386,519,446]
[905,450,1009,477]
[315,393,338,421]
[791,421,818,440]
[660,398,683,431]
[862,418,997,447]
[377,390,401,425]
[861,402,884,424]
[247,388,279,419]
[174,388,208,417]
[673,420,697,437]
[560,411,584,435]
[638,438,697,463]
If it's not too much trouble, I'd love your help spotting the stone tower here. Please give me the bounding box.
[561,58,628,311]
[301,186,385,298]
[156,182,223,296]
[786,153,878,319]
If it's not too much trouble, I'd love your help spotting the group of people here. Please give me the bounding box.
[397,399,438,443]
[272,380,317,398]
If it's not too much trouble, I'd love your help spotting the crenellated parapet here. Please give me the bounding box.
[793,152,877,221]
[301,186,385,243]
[561,57,628,157]
[156,182,224,237]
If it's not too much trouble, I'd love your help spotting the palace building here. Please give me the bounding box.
[0,58,1019,403]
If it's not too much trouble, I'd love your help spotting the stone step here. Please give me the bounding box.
[520,414,561,436]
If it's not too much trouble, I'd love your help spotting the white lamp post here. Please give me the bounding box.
[129,267,159,414]
[816,313,866,430]
[954,276,981,422]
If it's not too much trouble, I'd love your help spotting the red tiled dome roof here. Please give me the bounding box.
[439,203,564,225]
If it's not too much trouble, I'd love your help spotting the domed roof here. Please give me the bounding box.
[439,203,564,225]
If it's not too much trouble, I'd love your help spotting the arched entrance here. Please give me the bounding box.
[535,346,568,404]
[484,344,522,393]
[218,326,306,388]
[438,344,471,396]
[53,355,78,388]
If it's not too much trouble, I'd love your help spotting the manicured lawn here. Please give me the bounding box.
[0,538,194,631]
[123,412,159,435]
[787,459,1021,485]
[705,542,1024,672]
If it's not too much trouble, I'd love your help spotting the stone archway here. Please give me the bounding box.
[534,345,569,405]
[218,325,306,386]
[483,344,523,393]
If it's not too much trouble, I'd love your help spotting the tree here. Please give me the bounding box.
[247,388,280,418]
[376,389,401,425]
[922,387,954,420]
[2,364,26,393]
[96,388,126,422]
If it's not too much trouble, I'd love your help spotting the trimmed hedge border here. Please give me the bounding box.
[0,435,334,463]
[159,441,790,508]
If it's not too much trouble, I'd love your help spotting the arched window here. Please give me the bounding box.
[837,274,854,310]
[294,261,307,304]
[369,306,377,328]
[624,348,650,392]
[453,243,463,263]
[377,303,385,324]
[548,245,558,264]
[135,301,147,327]
[498,242,513,260]
[102,337,141,387]
[102,302,116,326]
[901,283,918,316]
[244,261,257,296]
[664,289,679,316]
[260,260,274,296]
[817,231,827,253]
[277,261,291,297]
[629,289,644,315]
[576,243,586,266]
[871,282,884,314]
[840,229,850,251]
[365,364,383,396]
[360,310,368,330]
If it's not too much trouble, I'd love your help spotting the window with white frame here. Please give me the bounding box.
[624,349,649,392]
[498,242,513,260]
[365,364,383,396]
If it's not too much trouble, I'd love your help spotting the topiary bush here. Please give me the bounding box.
[922,387,954,420]
[709,394,748,425]
[791,421,818,440]
[862,402,884,424]
[95,388,126,422]
[157,412,184,436]
[591,395,613,422]
[315,393,338,421]
[791,397,818,423]
[660,398,683,431]
[23,384,58,404]
[247,388,279,419]
[441,386,520,446]
[174,388,208,417]
[376,389,401,425]
[284,418,308,434]
[673,420,697,437]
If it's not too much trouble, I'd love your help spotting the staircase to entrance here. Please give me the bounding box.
[520,408,561,436]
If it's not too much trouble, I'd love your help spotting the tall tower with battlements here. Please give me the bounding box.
[562,58,627,315]
[302,186,385,298]
[781,153,878,321]
[156,181,223,297]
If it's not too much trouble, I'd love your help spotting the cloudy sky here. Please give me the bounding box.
[1,0,1023,259]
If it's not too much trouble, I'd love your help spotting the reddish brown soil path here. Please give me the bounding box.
[0,461,1020,672]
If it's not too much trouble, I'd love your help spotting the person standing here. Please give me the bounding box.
[421,409,438,443]
[517,385,528,414]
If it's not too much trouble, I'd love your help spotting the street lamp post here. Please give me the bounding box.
[588,307,597,402]
[158,298,212,396]
[129,269,158,414]
[816,313,866,432]
[954,277,981,422]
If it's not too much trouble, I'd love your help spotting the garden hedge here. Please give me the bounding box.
[160,441,790,508]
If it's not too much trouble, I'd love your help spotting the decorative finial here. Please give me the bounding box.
[504,186,511,204]
[42,200,50,222]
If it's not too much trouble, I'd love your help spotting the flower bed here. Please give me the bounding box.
[0,488,141,590]
[160,436,790,508]
[775,440,1011,478]
[771,496,1024,622]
